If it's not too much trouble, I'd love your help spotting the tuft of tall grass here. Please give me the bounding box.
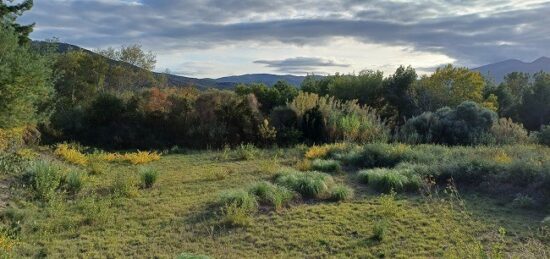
[311,159,341,173]
[329,184,354,201]
[358,168,421,193]
[111,173,137,197]
[274,168,334,199]
[236,144,259,160]
[248,181,294,210]
[139,167,159,188]
[219,190,258,226]
[63,170,85,195]
[27,161,61,201]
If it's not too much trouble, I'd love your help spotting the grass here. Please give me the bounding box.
[0,145,549,258]
[139,167,159,188]
[311,159,341,173]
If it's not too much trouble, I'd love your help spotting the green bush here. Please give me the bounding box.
[274,168,334,199]
[248,181,293,209]
[139,167,159,188]
[311,159,341,173]
[27,161,61,201]
[401,101,497,145]
[372,219,388,241]
[329,184,354,201]
[64,170,85,195]
[358,168,421,193]
[490,118,530,145]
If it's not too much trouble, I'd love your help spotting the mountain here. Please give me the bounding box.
[473,57,550,83]
[32,41,308,88]
[216,74,307,86]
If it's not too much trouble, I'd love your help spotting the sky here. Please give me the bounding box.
[19,0,550,78]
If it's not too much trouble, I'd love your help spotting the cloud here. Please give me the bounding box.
[254,57,350,73]
[18,0,550,76]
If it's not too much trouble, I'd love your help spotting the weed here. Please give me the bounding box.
[139,167,159,188]
[236,144,259,160]
[372,219,388,241]
[111,173,137,197]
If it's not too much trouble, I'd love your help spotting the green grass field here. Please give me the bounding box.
[1,145,549,258]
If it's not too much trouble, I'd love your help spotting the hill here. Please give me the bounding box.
[473,57,550,83]
[31,41,307,88]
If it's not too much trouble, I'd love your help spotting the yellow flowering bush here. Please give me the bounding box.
[304,145,330,159]
[119,151,161,165]
[493,151,512,164]
[0,127,25,152]
[54,144,88,166]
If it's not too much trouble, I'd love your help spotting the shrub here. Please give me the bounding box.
[537,125,550,146]
[64,170,85,195]
[329,185,354,201]
[274,168,334,199]
[490,118,530,145]
[358,168,421,193]
[401,101,497,145]
[139,167,159,188]
[111,173,137,197]
[248,181,294,209]
[236,144,259,160]
[87,159,108,175]
[27,161,61,201]
[311,159,341,173]
[304,145,330,159]
[54,143,88,166]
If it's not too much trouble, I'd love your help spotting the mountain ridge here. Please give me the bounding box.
[472,56,550,83]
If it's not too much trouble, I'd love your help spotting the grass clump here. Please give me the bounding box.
[27,161,62,201]
[219,190,258,226]
[511,194,536,209]
[236,144,259,160]
[177,253,211,259]
[351,143,413,168]
[63,170,85,195]
[139,167,159,188]
[311,159,341,173]
[248,181,294,210]
[358,168,421,193]
[111,173,137,197]
[329,184,354,201]
[372,219,388,241]
[274,168,334,199]
[54,143,88,166]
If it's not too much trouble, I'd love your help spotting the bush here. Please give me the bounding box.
[139,167,158,188]
[358,168,421,193]
[311,159,341,173]
[490,118,530,145]
[27,161,61,201]
[274,168,334,199]
[537,125,550,146]
[329,185,354,201]
[401,101,497,145]
[119,151,161,165]
[64,170,85,195]
[248,181,293,209]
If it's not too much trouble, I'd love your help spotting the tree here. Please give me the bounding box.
[383,66,418,122]
[520,72,550,130]
[0,0,34,45]
[97,44,157,90]
[416,65,485,111]
[0,26,52,128]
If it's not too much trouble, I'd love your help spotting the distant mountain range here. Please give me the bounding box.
[472,57,550,83]
[33,41,309,89]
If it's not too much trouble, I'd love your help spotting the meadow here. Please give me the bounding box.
[1,143,548,258]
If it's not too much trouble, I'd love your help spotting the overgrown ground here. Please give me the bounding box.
[1,145,549,258]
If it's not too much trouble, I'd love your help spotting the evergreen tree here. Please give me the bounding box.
[0,0,34,45]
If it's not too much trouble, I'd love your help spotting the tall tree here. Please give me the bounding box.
[0,25,52,128]
[0,0,34,45]
[383,66,418,122]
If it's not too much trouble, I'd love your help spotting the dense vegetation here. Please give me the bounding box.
[1,3,550,257]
